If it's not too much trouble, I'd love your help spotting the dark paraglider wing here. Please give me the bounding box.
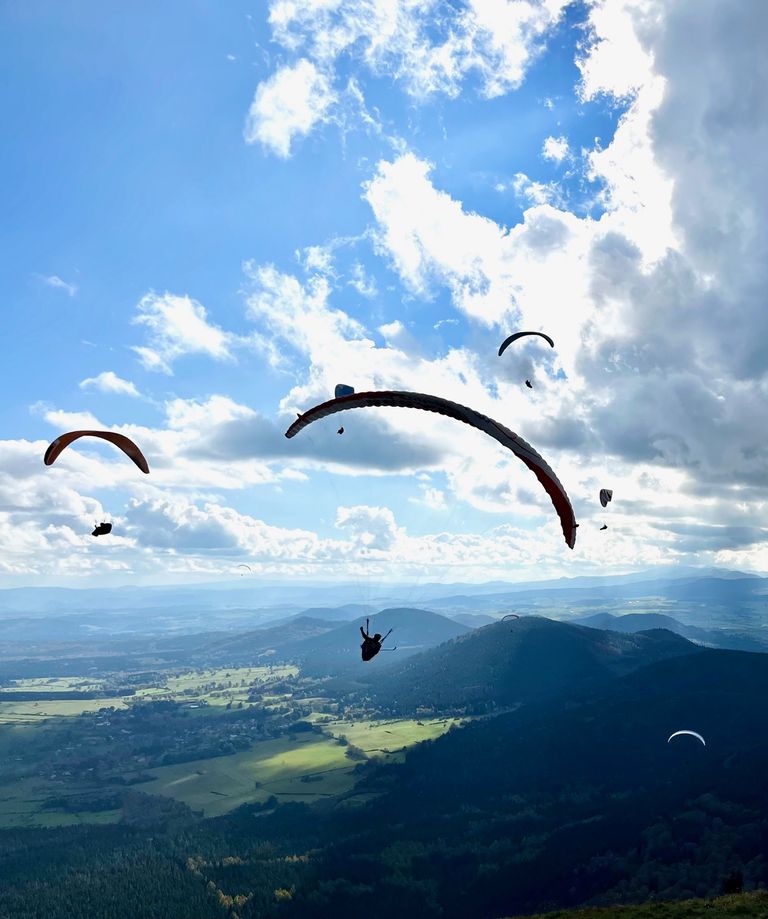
[498,331,555,357]
[334,384,355,398]
[284,390,577,549]
[44,431,150,474]
[599,488,613,508]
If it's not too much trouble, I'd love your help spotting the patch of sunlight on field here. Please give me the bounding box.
[146,717,464,818]
[164,665,297,696]
[0,697,129,723]
[145,732,353,817]
[323,717,464,753]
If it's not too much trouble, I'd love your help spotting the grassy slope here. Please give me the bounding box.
[509,891,768,919]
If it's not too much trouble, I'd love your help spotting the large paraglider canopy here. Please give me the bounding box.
[498,331,554,357]
[599,488,613,508]
[334,384,355,398]
[668,730,706,746]
[284,390,577,549]
[91,522,112,537]
[44,431,149,474]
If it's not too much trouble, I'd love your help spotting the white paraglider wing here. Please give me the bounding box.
[667,730,706,746]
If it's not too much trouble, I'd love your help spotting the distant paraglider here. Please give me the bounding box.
[91,522,112,537]
[498,331,554,357]
[44,431,149,474]
[337,427,344,435]
[599,524,608,531]
[285,390,578,549]
[501,614,520,622]
[525,380,533,389]
[236,564,252,576]
[334,384,355,398]
[668,730,706,746]
[599,488,613,508]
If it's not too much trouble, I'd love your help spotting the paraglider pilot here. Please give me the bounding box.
[360,618,392,662]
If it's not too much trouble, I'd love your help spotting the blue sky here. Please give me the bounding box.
[2,1,767,586]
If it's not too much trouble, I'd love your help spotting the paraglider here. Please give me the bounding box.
[525,380,533,389]
[501,614,520,622]
[236,564,252,576]
[44,431,149,474]
[599,488,613,508]
[91,522,112,537]
[668,730,706,746]
[337,427,344,435]
[599,524,608,531]
[285,390,578,548]
[498,331,554,357]
[335,384,355,398]
[359,618,394,662]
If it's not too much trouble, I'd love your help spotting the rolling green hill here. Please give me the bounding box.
[366,616,701,713]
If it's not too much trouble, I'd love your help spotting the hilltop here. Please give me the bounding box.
[286,607,470,676]
[367,616,700,713]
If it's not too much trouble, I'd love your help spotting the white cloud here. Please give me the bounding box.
[348,261,378,297]
[248,0,569,153]
[42,275,77,296]
[131,292,233,374]
[79,371,140,398]
[268,0,568,99]
[542,134,569,163]
[345,0,768,575]
[298,244,336,275]
[510,171,562,205]
[244,58,336,157]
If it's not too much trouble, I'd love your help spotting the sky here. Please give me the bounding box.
[1,0,767,588]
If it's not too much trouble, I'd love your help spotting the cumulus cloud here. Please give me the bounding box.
[79,371,140,398]
[542,135,569,163]
[247,0,569,154]
[131,292,234,374]
[347,0,768,574]
[244,59,336,157]
[268,0,568,99]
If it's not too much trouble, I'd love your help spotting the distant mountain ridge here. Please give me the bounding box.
[283,608,470,676]
[574,611,768,652]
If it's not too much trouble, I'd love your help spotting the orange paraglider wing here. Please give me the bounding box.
[44,431,149,474]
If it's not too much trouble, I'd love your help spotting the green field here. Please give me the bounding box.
[145,716,464,818]
[0,664,299,723]
[0,697,130,723]
[0,775,122,828]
